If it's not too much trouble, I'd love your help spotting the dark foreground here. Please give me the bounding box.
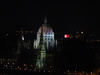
[0,69,97,75]
[0,69,65,75]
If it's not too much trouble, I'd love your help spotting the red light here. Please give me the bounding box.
[64,34,70,38]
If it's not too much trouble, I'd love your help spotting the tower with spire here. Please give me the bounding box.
[17,28,24,55]
[17,28,34,64]
[35,27,47,69]
[34,16,57,69]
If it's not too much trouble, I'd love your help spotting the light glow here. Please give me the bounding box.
[64,34,70,38]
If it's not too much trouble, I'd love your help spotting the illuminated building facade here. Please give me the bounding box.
[16,17,57,69]
[34,17,57,69]
[34,17,57,51]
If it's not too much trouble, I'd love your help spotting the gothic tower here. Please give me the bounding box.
[17,28,34,64]
[35,27,46,69]
[34,16,57,69]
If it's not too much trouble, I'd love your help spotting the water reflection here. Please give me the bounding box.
[0,74,15,75]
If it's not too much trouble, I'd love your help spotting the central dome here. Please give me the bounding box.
[37,16,54,35]
[38,25,54,34]
[34,17,56,50]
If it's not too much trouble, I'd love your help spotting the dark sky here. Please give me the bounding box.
[0,1,99,34]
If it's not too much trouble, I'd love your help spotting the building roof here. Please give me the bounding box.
[37,17,54,34]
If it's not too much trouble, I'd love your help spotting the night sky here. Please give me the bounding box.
[0,1,99,34]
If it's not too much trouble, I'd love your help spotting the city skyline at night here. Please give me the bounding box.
[0,1,100,75]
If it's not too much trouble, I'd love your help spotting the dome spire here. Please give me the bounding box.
[44,16,47,24]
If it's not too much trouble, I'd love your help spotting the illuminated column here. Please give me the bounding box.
[36,27,46,69]
[36,42,46,69]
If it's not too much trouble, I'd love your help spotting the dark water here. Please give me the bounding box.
[0,73,55,75]
[0,73,59,75]
[0,74,14,75]
[0,74,17,75]
[0,70,63,75]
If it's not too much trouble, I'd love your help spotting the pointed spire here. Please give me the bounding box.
[44,16,47,24]
[21,28,24,41]
[40,26,43,44]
